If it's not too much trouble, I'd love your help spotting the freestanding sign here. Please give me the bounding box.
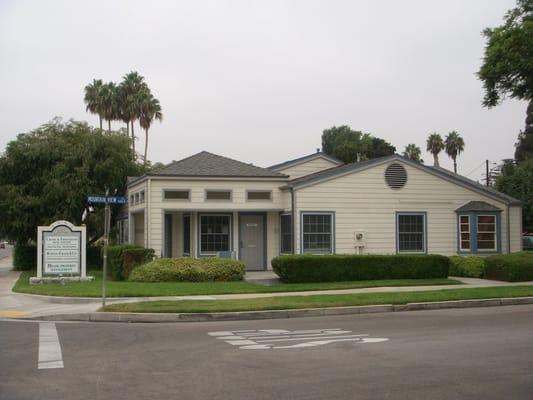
[32,220,91,284]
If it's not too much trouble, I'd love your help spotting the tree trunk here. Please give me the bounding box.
[131,120,136,157]
[453,157,457,173]
[99,116,103,130]
[144,128,149,166]
[108,120,111,132]
[433,153,439,167]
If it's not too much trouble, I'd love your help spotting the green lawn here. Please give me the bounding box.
[13,270,459,297]
[102,285,533,313]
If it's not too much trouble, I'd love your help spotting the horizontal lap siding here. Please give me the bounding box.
[295,162,511,256]
[509,206,522,252]
[276,157,339,179]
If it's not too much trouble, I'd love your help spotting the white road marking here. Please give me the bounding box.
[38,322,64,369]
[208,328,389,350]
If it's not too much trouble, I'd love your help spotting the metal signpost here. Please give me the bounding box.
[87,193,128,308]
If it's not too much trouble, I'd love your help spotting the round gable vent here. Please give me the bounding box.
[385,163,407,189]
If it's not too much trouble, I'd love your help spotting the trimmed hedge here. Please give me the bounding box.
[449,256,486,278]
[107,245,155,280]
[271,254,450,283]
[484,252,533,282]
[13,244,37,271]
[129,257,246,282]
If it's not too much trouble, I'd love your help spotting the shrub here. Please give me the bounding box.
[107,245,155,280]
[13,243,37,271]
[271,254,450,283]
[484,252,533,282]
[449,256,486,278]
[86,245,102,269]
[129,257,246,282]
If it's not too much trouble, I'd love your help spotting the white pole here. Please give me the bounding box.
[102,188,110,308]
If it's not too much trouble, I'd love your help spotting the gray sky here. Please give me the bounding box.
[0,0,527,182]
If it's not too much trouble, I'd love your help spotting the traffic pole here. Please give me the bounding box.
[102,188,110,308]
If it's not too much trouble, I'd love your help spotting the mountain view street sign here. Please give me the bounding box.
[87,196,128,204]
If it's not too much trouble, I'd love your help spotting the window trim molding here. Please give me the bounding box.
[299,211,336,255]
[459,214,471,252]
[197,212,233,257]
[456,211,501,254]
[204,189,233,202]
[395,211,427,254]
[162,189,191,201]
[279,212,293,255]
[246,190,273,202]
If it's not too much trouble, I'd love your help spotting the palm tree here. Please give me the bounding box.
[403,144,422,162]
[445,131,465,173]
[138,90,163,165]
[426,133,444,167]
[100,82,117,132]
[118,71,147,156]
[83,79,104,129]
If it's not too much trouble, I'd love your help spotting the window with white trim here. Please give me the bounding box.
[247,191,272,201]
[199,214,231,254]
[280,214,292,254]
[205,190,231,201]
[397,213,426,253]
[164,190,190,200]
[459,215,470,251]
[302,213,333,254]
[477,215,496,251]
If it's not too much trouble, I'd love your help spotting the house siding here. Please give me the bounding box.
[509,206,523,252]
[275,157,339,179]
[293,160,514,256]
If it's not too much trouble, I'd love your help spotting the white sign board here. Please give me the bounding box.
[37,220,87,278]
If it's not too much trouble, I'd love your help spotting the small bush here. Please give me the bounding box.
[13,243,37,271]
[271,254,450,283]
[449,256,486,278]
[129,257,246,282]
[107,245,155,280]
[86,245,102,269]
[484,252,533,282]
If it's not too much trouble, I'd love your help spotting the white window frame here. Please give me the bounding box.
[163,189,191,201]
[459,215,471,252]
[205,189,232,202]
[198,213,232,256]
[246,190,272,202]
[476,214,497,252]
[396,212,426,254]
[279,213,292,254]
[301,212,335,254]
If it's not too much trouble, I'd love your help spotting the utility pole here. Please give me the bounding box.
[486,159,490,187]
[102,187,110,308]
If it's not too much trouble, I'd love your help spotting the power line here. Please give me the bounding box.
[465,161,486,177]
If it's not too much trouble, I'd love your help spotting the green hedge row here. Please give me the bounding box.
[129,257,246,282]
[13,244,37,271]
[271,254,450,283]
[108,245,155,280]
[484,252,533,282]
[449,256,486,278]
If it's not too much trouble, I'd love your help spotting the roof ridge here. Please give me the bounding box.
[269,151,343,170]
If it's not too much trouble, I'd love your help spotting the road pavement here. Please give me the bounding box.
[1,304,532,399]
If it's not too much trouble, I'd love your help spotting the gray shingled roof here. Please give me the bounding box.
[282,154,521,205]
[455,201,502,212]
[268,151,342,171]
[129,151,287,184]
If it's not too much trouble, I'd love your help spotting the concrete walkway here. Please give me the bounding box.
[1,256,533,319]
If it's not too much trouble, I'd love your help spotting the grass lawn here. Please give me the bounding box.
[13,270,459,297]
[102,285,533,313]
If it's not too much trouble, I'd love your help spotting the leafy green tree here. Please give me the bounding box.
[83,79,105,130]
[496,158,533,230]
[445,131,465,173]
[403,144,422,162]
[322,125,395,163]
[478,0,533,108]
[515,100,533,161]
[0,119,145,243]
[139,89,163,166]
[426,133,444,166]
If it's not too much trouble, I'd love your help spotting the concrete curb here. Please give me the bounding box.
[28,296,533,323]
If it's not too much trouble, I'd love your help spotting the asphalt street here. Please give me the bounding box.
[1,304,533,400]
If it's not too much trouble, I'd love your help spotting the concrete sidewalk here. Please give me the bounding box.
[2,256,533,319]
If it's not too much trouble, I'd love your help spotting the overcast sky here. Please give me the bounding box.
[0,0,527,182]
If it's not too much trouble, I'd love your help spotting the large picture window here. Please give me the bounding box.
[301,213,334,254]
[199,214,231,254]
[397,213,426,253]
[477,215,496,251]
[280,214,292,254]
[457,212,500,253]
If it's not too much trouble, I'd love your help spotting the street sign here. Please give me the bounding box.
[87,195,128,204]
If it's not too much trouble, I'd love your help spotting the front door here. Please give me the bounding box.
[239,214,265,271]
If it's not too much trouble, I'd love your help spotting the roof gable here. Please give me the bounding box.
[455,201,502,212]
[283,154,521,205]
[268,152,342,171]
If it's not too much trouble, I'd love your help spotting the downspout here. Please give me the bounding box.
[507,204,511,254]
[291,187,296,254]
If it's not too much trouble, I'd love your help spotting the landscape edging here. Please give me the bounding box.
[27,296,533,323]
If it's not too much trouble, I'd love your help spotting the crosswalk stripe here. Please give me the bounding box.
[38,322,64,370]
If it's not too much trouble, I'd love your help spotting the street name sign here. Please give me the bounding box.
[87,195,128,204]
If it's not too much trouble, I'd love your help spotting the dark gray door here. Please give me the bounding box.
[164,214,172,257]
[239,214,265,271]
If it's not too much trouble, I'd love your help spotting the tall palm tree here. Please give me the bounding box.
[100,82,117,132]
[139,90,163,165]
[118,71,147,156]
[403,144,422,162]
[445,131,465,173]
[426,133,444,166]
[83,79,104,129]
